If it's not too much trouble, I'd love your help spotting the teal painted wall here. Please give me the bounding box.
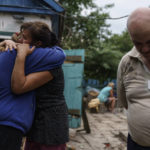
[63,49,84,128]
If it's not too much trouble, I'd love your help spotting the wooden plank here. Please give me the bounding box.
[65,56,82,62]
[64,49,85,62]
[68,109,80,117]
[63,49,85,128]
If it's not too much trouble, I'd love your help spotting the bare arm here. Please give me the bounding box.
[11,44,53,94]
[110,89,114,97]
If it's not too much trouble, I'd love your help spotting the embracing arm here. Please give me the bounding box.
[11,44,53,94]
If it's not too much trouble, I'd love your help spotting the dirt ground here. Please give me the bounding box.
[67,110,128,150]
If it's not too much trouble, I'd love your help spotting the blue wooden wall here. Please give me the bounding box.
[63,49,84,128]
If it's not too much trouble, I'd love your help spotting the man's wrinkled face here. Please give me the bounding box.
[128,18,150,62]
[130,30,150,62]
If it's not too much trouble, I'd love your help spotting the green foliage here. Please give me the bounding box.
[85,30,133,82]
[58,0,133,83]
[105,30,133,53]
[85,49,122,81]
[59,0,113,49]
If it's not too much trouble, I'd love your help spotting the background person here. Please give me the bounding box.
[97,82,116,112]
[117,7,150,149]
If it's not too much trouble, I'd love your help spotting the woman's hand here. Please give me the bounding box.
[16,44,36,56]
[5,40,17,50]
[0,40,17,51]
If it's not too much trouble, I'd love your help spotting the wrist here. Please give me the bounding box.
[16,52,27,59]
[17,49,28,56]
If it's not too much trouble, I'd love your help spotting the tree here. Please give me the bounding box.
[85,30,133,82]
[58,0,113,49]
[85,45,123,82]
[58,1,133,83]
[105,30,133,53]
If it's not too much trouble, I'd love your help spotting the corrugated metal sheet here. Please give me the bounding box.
[0,7,54,15]
[42,0,64,12]
[0,0,65,39]
[0,0,40,7]
[63,49,85,128]
[0,0,64,14]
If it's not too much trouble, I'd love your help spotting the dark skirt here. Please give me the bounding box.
[24,139,66,150]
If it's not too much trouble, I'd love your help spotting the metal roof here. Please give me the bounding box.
[0,0,64,14]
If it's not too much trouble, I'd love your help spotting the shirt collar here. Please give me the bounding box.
[128,47,142,60]
[128,47,140,58]
[128,47,144,63]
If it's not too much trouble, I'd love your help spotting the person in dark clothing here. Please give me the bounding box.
[10,21,69,150]
[0,22,66,150]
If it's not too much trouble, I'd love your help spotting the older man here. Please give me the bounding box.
[117,7,150,150]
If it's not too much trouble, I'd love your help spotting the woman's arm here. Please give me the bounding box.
[11,44,53,94]
[110,89,114,97]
